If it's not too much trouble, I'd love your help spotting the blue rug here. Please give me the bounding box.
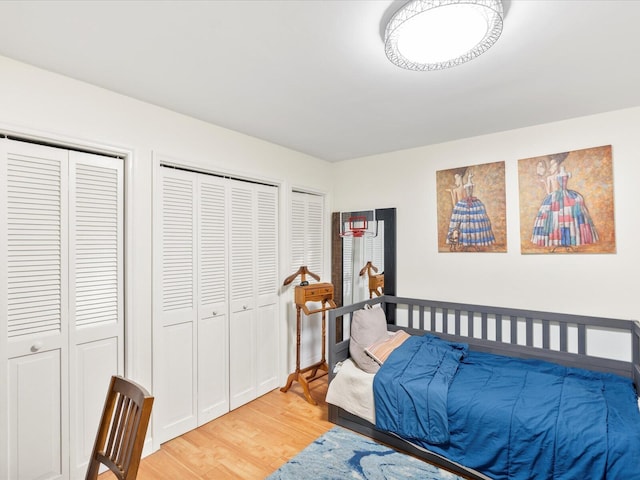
[267,426,465,479]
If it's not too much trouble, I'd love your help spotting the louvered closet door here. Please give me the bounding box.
[255,184,279,396]
[197,174,229,424]
[0,140,124,480]
[290,192,324,368]
[68,152,124,478]
[0,140,70,480]
[156,168,198,443]
[228,181,257,409]
[290,192,323,275]
[228,180,279,408]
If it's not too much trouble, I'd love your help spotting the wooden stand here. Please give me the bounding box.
[281,277,336,405]
[359,261,384,299]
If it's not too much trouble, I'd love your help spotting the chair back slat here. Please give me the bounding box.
[119,400,139,469]
[107,395,125,460]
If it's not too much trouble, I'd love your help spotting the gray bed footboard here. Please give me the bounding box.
[327,295,640,479]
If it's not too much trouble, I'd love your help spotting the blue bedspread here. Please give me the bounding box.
[373,334,640,480]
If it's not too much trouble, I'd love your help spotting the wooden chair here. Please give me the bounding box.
[86,375,154,480]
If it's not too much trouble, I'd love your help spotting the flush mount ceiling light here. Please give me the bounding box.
[385,0,504,71]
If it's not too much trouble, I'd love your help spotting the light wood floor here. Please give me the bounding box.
[100,377,332,479]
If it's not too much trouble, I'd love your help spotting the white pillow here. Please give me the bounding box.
[349,306,388,373]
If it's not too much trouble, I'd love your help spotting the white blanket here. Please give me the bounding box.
[326,358,376,424]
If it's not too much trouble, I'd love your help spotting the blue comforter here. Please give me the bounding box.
[373,334,640,480]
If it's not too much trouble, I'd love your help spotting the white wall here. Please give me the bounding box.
[2,51,639,389]
[332,107,640,321]
[0,55,335,395]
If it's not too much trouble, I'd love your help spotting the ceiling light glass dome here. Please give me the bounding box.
[385,0,504,71]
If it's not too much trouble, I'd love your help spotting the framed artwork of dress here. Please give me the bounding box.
[517,145,616,254]
[436,161,507,253]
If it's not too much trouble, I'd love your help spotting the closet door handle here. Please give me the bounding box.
[242,305,248,310]
[31,341,44,352]
[212,311,218,316]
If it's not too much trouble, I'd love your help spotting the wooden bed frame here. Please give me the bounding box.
[328,295,640,480]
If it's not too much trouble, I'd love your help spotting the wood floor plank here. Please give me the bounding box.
[98,377,331,479]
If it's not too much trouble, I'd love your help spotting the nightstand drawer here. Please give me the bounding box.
[295,282,334,306]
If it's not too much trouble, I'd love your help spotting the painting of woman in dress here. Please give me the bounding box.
[518,145,615,254]
[437,161,506,253]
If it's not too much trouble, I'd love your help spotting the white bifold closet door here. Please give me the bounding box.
[0,139,124,480]
[156,167,278,444]
[289,191,324,368]
[228,179,279,410]
[156,169,230,443]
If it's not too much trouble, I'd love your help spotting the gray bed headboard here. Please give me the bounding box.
[329,295,640,393]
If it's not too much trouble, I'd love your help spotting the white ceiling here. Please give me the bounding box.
[0,0,639,162]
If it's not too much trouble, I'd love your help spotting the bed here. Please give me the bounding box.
[326,295,640,480]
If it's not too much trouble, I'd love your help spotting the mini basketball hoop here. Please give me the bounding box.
[345,216,368,237]
[339,210,377,238]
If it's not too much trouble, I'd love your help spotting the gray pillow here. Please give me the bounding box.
[349,306,388,373]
